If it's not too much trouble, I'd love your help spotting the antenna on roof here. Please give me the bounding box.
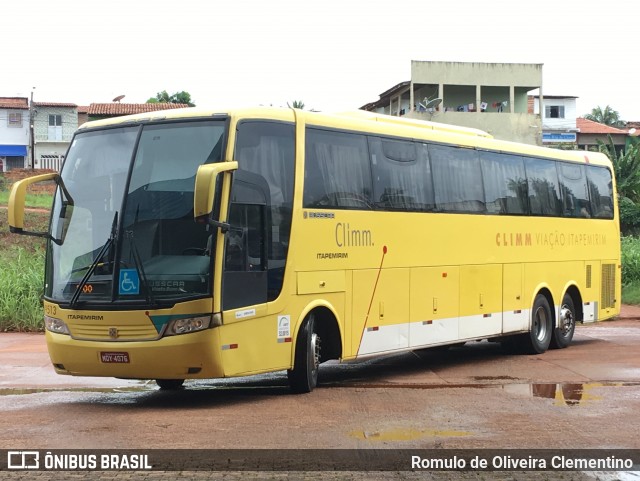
[422,97,442,120]
[112,95,125,103]
[424,97,442,110]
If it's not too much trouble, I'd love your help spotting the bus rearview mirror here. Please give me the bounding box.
[193,161,238,219]
[8,173,58,241]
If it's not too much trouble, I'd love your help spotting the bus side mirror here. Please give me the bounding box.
[8,173,57,240]
[193,161,238,220]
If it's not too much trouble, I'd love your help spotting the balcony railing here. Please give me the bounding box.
[34,133,74,142]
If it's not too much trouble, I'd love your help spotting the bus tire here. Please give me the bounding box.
[287,315,320,393]
[520,294,553,354]
[156,379,184,390]
[550,294,576,349]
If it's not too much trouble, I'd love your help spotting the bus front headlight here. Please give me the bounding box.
[165,315,212,336]
[45,316,70,335]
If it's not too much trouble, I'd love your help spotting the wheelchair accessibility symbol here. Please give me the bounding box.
[119,269,140,295]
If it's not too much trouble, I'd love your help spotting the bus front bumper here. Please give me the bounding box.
[45,328,224,380]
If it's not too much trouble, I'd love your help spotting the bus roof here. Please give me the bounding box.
[77,106,612,169]
[334,110,493,138]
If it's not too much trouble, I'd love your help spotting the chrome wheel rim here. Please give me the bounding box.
[559,305,574,336]
[310,332,320,375]
[533,306,548,342]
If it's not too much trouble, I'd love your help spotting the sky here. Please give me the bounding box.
[4,0,640,120]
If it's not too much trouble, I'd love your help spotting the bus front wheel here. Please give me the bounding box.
[520,294,553,354]
[550,294,576,349]
[288,315,321,393]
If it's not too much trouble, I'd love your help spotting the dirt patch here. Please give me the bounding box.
[0,207,49,253]
[619,303,640,320]
[1,168,57,194]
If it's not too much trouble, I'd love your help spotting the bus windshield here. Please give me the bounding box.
[45,120,226,306]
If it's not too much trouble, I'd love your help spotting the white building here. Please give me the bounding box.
[531,95,579,145]
[32,102,78,171]
[361,61,543,145]
[0,97,30,172]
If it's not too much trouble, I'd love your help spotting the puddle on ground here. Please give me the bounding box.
[0,385,153,396]
[0,380,638,404]
[350,427,472,442]
[503,382,640,407]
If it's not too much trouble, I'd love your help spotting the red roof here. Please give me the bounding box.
[34,102,77,108]
[577,118,628,135]
[88,103,189,115]
[77,106,90,114]
[0,97,29,110]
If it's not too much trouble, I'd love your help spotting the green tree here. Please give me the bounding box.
[146,90,195,107]
[598,135,640,202]
[597,136,640,235]
[287,100,305,109]
[585,105,625,128]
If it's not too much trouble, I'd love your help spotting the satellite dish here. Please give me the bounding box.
[424,97,442,110]
[112,95,125,103]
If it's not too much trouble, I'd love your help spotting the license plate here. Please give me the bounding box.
[100,352,130,363]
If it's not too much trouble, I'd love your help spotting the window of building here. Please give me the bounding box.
[8,112,22,127]
[48,114,63,141]
[545,105,565,119]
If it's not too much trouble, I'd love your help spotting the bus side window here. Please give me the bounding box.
[368,137,435,212]
[525,158,563,217]
[430,144,485,213]
[304,128,373,210]
[224,204,264,272]
[222,171,269,310]
[587,166,615,219]
[559,163,591,218]
[480,151,528,215]
[234,120,295,302]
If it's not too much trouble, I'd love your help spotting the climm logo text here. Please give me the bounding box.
[335,223,373,247]
[495,232,532,247]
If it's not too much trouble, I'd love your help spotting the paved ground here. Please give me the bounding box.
[1,307,639,481]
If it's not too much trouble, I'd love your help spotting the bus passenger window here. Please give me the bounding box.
[369,138,434,212]
[480,151,528,215]
[559,163,591,218]
[525,158,562,216]
[587,166,615,219]
[304,128,373,209]
[430,144,485,213]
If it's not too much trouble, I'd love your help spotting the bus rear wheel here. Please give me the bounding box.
[156,379,185,390]
[288,315,321,393]
[550,294,576,349]
[519,294,553,354]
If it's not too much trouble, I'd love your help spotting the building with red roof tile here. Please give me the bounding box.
[88,102,189,120]
[576,118,629,152]
[0,97,30,171]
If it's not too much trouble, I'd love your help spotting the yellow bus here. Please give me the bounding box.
[9,107,620,392]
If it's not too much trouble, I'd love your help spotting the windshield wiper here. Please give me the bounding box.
[125,230,157,307]
[69,212,118,308]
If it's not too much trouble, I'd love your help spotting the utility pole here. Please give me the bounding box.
[29,87,35,169]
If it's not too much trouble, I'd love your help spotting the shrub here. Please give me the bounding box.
[0,246,45,331]
[621,236,640,286]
